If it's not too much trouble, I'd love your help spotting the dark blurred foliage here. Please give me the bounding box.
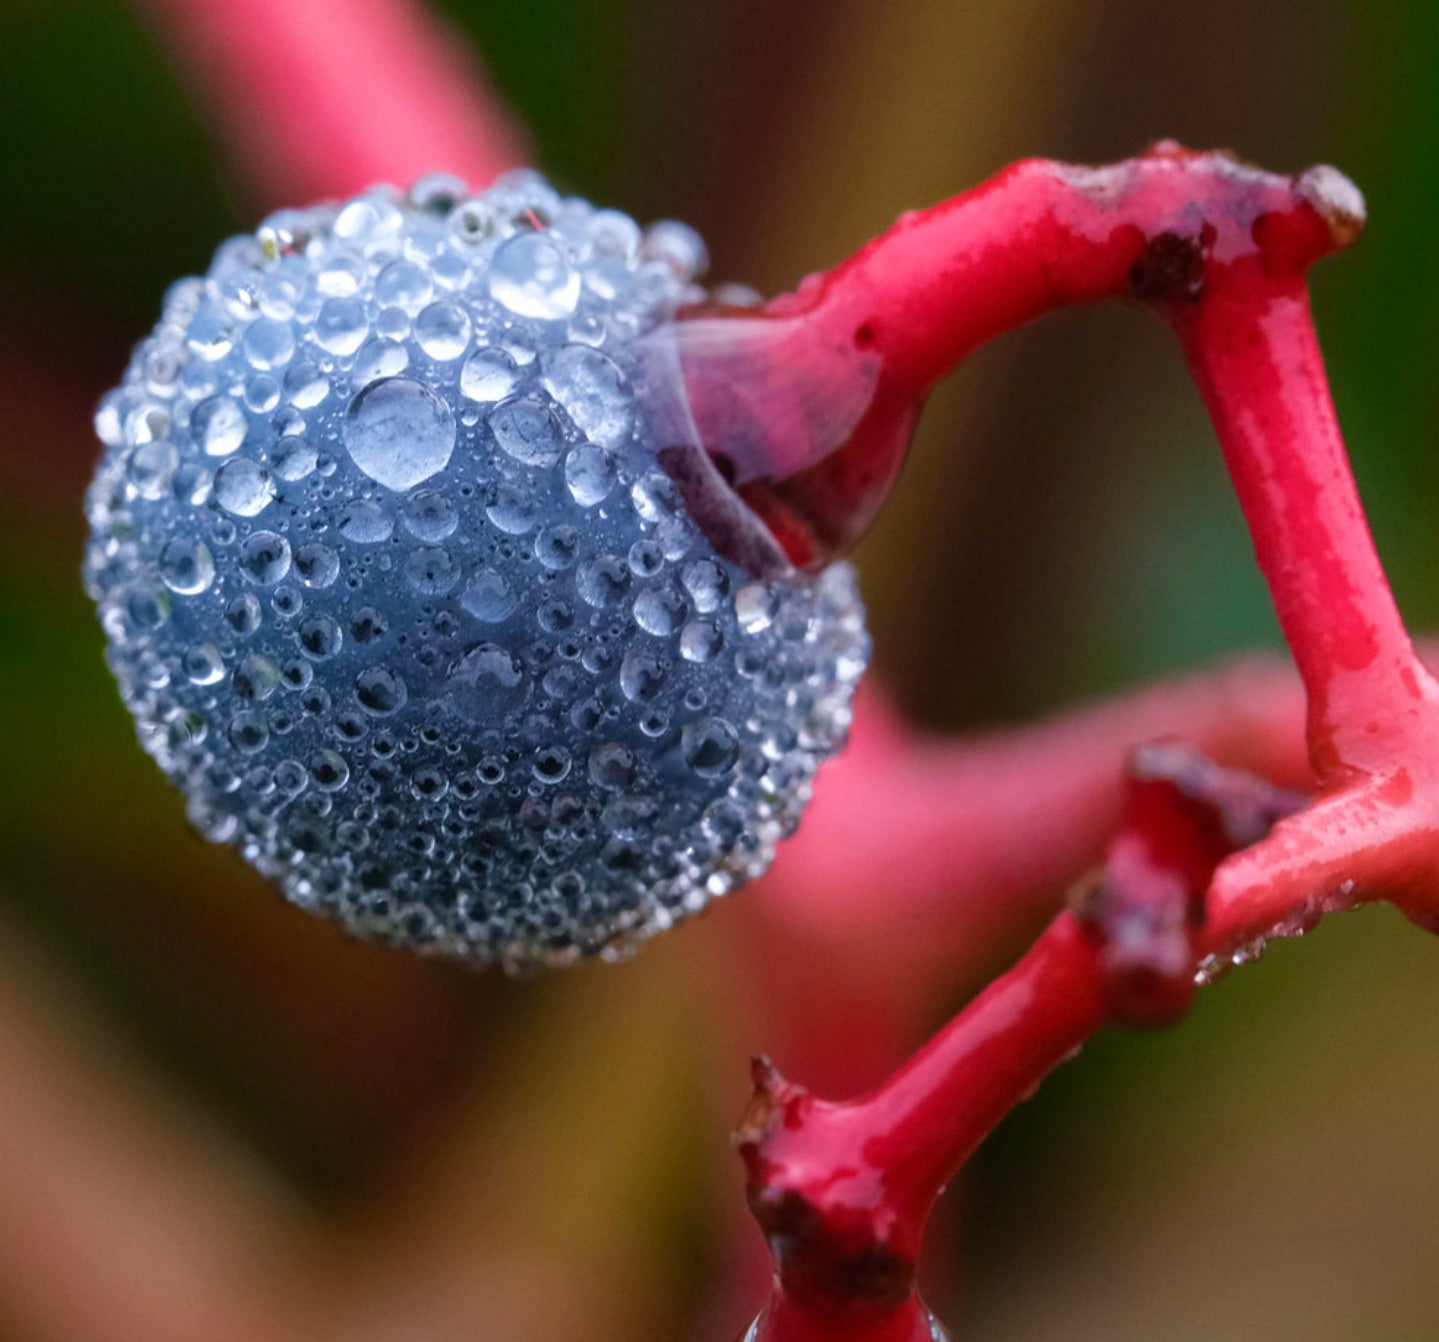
[4,2,1439,1338]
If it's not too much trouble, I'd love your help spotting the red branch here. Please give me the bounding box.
[726,146,1439,1340]
[132,0,527,206]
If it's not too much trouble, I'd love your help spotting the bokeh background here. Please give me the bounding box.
[3,1,1439,1339]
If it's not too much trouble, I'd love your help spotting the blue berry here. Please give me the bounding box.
[85,170,868,968]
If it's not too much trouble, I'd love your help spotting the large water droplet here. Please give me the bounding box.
[309,749,351,791]
[541,344,633,449]
[401,488,458,541]
[270,436,318,482]
[681,559,729,613]
[679,620,723,663]
[354,336,410,383]
[460,349,519,402]
[314,296,369,355]
[577,555,630,608]
[633,584,687,636]
[735,583,778,634]
[588,743,636,790]
[298,613,343,659]
[227,709,270,753]
[192,396,247,456]
[293,542,339,588]
[619,650,667,702]
[238,530,292,585]
[182,643,225,685]
[214,458,274,516]
[681,717,739,778]
[355,666,408,716]
[485,482,540,535]
[224,592,263,635]
[343,377,456,491]
[241,317,295,370]
[127,440,179,499]
[233,653,281,700]
[403,546,460,595]
[158,537,215,595]
[447,642,531,718]
[461,568,517,621]
[337,500,394,543]
[488,234,580,319]
[490,396,564,467]
[375,258,433,312]
[563,444,616,506]
[414,301,472,360]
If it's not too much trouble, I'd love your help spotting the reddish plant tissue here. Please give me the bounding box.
[122,1,1439,1340]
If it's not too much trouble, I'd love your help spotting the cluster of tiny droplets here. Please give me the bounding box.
[85,169,869,969]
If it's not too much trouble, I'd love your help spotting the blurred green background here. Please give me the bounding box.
[3,1,1439,1339]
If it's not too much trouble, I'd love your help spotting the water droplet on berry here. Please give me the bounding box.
[460,348,519,401]
[293,542,339,588]
[448,641,529,717]
[619,650,667,702]
[213,458,274,516]
[541,344,633,449]
[298,613,343,659]
[564,444,616,506]
[633,584,687,636]
[490,396,565,467]
[679,620,723,662]
[128,440,179,498]
[158,536,215,595]
[401,488,458,541]
[735,583,777,633]
[338,500,394,543]
[310,749,350,791]
[182,643,226,685]
[488,234,580,319]
[271,436,318,482]
[343,377,456,491]
[485,481,540,535]
[355,666,407,716]
[242,317,296,370]
[238,530,292,585]
[227,709,270,753]
[414,301,471,360]
[375,258,433,312]
[577,555,631,608]
[460,568,517,621]
[224,592,263,635]
[192,396,247,456]
[354,336,410,383]
[403,545,460,595]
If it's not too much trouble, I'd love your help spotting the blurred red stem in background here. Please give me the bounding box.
[131,0,527,207]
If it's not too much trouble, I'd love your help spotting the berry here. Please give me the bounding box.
[86,170,869,968]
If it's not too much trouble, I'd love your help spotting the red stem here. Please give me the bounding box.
[132,0,527,205]
[675,145,1369,568]
[1169,272,1436,778]
[734,146,1439,1341]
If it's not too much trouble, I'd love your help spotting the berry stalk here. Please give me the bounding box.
[674,144,1366,568]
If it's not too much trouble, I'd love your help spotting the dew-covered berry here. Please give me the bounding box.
[86,169,868,968]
